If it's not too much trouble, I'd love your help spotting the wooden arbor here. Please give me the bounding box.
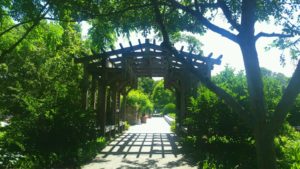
[75,39,222,135]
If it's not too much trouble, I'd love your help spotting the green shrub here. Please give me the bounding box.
[170,121,176,133]
[151,81,175,112]
[287,95,300,126]
[276,124,300,169]
[180,67,296,168]
[124,121,130,130]
[127,90,153,114]
[0,18,102,169]
[163,103,176,115]
[182,68,255,168]
[168,113,176,119]
[1,102,98,168]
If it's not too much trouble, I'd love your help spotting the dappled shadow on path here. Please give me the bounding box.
[101,133,179,158]
[114,156,197,169]
[83,118,197,168]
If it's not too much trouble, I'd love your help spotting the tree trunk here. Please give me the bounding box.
[239,31,267,119]
[254,126,276,169]
[239,31,278,169]
[239,39,277,168]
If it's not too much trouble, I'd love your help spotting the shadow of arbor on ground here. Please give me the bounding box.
[88,133,197,168]
[102,133,179,158]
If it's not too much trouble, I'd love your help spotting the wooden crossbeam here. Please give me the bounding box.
[75,39,222,80]
[75,40,221,66]
[76,43,147,62]
[110,57,205,70]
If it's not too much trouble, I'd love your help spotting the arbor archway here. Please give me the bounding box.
[75,38,222,135]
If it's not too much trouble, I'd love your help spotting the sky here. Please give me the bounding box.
[81,18,298,78]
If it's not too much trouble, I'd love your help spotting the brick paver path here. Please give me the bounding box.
[82,117,196,169]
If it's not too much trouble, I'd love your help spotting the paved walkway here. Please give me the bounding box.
[82,117,196,169]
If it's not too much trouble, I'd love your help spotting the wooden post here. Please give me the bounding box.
[82,64,89,110]
[121,93,127,121]
[111,86,117,126]
[106,87,112,124]
[145,39,151,77]
[116,91,121,132]
[175,88,181,127]
[179,81,186,126]
[116,91,121,119]
[121,87,132,123]
[98,80,107,135]
[91,75,97,110]
[206,62,212,78]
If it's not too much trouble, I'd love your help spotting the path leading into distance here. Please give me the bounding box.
[82,117,197,169]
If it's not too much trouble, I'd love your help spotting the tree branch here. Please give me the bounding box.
[154,0,252,127]
[0,3,50,62]
[88,3,153,19]
[217,0,241,31]
[152,0,170,45]
[271,60,300,134]
[0,21,40,62]
[194,0,200,13]
[167,0,238,43]
[43,17,77,22]
[0,20,34,38]
[0,17,78,39]
[255,32,293,41]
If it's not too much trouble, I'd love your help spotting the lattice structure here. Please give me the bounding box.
[75,39,222,136]
[76,39,221,77]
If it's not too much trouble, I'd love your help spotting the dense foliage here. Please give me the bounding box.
[151,80,175,112]
[0,16,106,168]
[181,67,300,168]
[126,89,154,114]
[162,103,176,115]
[138,77,156,96]
[126,78,175,116]
[275,125,300,169]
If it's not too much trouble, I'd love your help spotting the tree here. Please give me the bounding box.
[138,77,155,96]
[127,90,154,114]
[187,67,298,168]
[0,14,100,167]
[0,0,102,61]
[156,1,300,168]
[151,80,175,112]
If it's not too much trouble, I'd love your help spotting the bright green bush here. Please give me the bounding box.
[124,121,130,130]
[275,124,300,169]
[0,131,5,140]
[0,19,101,168]
[151,81,175,112]
[138,77,155,96]
[163,103,176,115]
[168,113,176,119]
[127,90,153,114]
[170,121,176,133]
